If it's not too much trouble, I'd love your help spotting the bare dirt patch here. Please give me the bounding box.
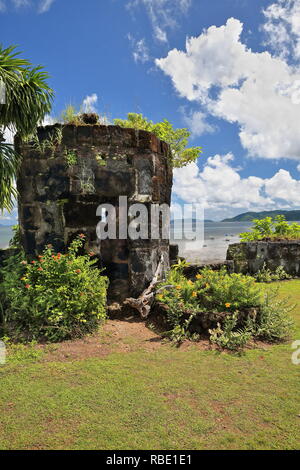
[40,315,215,363]
[41,317,166,362]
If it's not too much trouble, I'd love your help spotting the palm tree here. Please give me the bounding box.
[0,45,53,211]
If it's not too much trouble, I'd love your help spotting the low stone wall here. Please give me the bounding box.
[226,241,300,276]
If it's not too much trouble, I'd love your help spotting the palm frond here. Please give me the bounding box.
[0,46,54,135]
[0,44,54,211]
[0,141,21,212]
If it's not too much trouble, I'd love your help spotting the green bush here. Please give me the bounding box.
[240,215,300,242]
[0,235,108,342]
[254,264,292,283]
[157,266,261,315]
[113,113,202,168]
[208,313,252,350]
[251,289,295,342]
[156,266,294,349]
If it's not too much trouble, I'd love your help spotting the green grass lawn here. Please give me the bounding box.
[0,281,299,450]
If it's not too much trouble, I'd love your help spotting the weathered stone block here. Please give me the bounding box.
[61,124,77,147]
[76,125,93,145]
[169,244,179,265]
[93,125,111,145]
[109,126,137,148]
[133,155,153,196]
[93,169,134,197]
[63,201,99,228]
[227,241,300,276]
[137,130,155,151]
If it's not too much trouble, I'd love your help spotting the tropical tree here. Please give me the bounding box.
[114,113,202,168]
[0,45,53,211]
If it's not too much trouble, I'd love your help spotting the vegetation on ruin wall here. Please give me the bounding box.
[59,108,202,168]
[114,112,202,168]
[240,215,300,242]
[59,107,203,168]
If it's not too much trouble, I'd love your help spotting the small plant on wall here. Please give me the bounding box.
[95,153,107,166]
[60,105,107,125]
[114,112,202,168]
[61,105,83,125]
[64,148,78,167]
[24,126,63,157]
[80,178,95,194]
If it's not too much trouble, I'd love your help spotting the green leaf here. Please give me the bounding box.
[114,113,202,168]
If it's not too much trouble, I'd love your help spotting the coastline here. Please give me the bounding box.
[0,222,246,262]
[174,235,240,264]
[172,221,252,264]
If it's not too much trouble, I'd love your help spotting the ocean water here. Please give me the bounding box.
[0,222,251,259]
[171,221,254,264]
[172,220,300,263]
[0,221,256,263]
[0,226,13,249]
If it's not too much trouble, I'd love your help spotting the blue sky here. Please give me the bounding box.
[1,0,300,222]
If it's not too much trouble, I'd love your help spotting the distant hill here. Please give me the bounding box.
[222,210,300,222]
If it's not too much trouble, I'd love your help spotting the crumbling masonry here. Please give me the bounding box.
[16,124,173,301]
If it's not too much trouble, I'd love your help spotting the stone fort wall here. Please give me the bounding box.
[16,124,173,301]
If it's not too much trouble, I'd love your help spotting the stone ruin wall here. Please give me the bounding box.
[227,241,300,276]
[15,124,173,301]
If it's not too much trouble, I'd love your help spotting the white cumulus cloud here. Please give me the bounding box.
[181,108,215,137]
[173,154,300,218]
[264,169,300,205]
[262,0,300,60]
[81,93,98,114]
[156,17,300,160]
[42,114,55,126]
